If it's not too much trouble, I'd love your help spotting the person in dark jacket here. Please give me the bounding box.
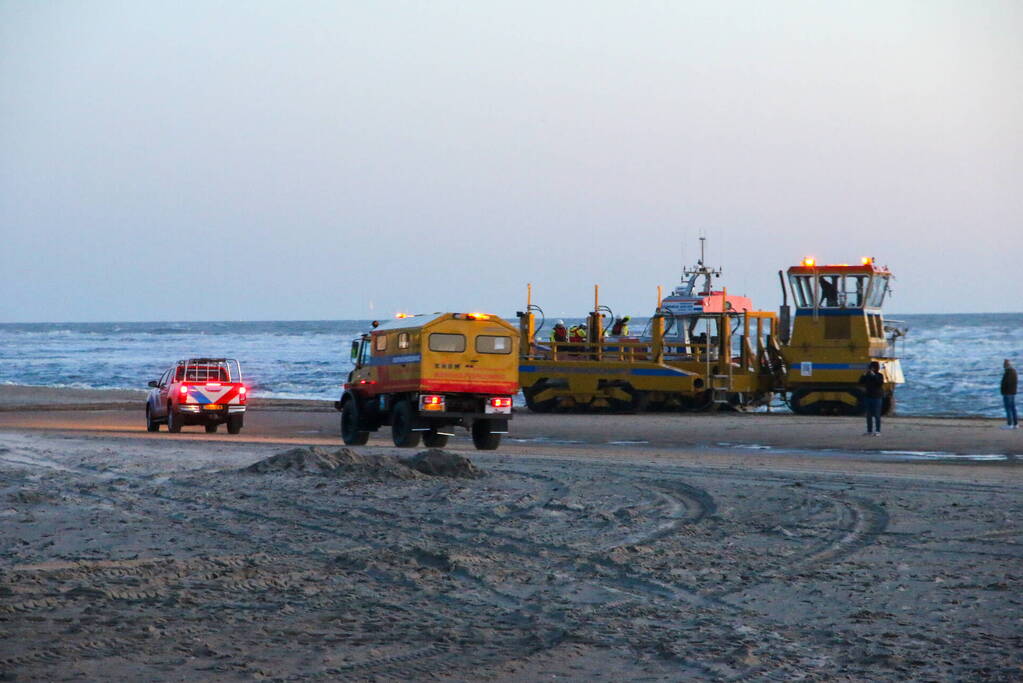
[858,361,885,436]
[1001,359,1018,429]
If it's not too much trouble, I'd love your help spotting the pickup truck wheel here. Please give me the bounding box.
[146,405,160,432]
[227,415,243,435]
[205,423,218,433]
[391,400,421,448]
[422,429,449,448]
[471,420,501,450]
[167,408,183,433]
[341,401,369,445]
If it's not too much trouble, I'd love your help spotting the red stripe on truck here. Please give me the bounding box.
[421,381,518,394]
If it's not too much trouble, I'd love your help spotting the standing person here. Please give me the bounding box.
[858,361,885,436]
[1001,359,1018,429]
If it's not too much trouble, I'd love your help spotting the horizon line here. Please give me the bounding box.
[2,311,1022,325]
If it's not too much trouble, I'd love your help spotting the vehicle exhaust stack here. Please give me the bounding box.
[778,270,791,345]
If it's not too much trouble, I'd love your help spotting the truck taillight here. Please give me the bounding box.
[489,397,512,408]
[179,385,188,395]
[420,394,445,411]
[239,385,247,403]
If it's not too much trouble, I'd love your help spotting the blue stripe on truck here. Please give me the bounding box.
[369,354,422,366]
[792,363,864,370]
[630,368,689,376]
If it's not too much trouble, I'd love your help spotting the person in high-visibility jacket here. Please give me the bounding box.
[611,316,631,336]
[569,324,587,344]
[550,320,568,343]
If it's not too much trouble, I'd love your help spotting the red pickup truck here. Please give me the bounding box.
[146,358,248,434]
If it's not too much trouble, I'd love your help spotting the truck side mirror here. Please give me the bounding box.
[148,380,159,388]
[350,340,360,363]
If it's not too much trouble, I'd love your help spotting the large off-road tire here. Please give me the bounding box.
[205,423,218,433]
[471,420,501,450]
[167,407,183,433]
[523,381,557,413]
[391,400,421,448]
[601,384,634,411]
[790,388,864,416]
[341,401,370,446]
[626,387,651,412]
[882,391,896,416]
[422,429,449,448]
[146,405,160,432]
[227,415,243,435]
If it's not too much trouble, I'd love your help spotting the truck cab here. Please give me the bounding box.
[780,259,906,414]
[336,312,520,450]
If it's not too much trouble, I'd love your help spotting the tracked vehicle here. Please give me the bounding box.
[517,243,905,416]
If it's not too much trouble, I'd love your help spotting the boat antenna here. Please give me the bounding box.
[681,235,721,295]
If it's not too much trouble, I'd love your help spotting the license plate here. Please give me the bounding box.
[203,404,221,410]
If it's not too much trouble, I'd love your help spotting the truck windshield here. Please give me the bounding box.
[842,275,868,308]
[790,273,873,309]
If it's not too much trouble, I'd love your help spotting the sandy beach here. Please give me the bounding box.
[1,385,1020,680]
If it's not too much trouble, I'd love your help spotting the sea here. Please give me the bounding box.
[0,314,1020,418]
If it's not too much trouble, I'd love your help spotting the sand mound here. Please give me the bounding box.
[243,447,356,474]
[243,447,484,480]
[400,449,484,479]
[243,447,419,479]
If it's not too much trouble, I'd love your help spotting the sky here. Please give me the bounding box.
[1,1,1020,322]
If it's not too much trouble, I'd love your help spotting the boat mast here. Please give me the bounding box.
[680,236,721,296]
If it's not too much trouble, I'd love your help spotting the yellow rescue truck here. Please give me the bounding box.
[335,312,520,450]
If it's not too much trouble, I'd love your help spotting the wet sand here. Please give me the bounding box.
[2,385,1021,461]
[1,386,1021,680]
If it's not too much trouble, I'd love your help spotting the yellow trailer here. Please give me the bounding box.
[336,312,520,449]
[517,277,779,413]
